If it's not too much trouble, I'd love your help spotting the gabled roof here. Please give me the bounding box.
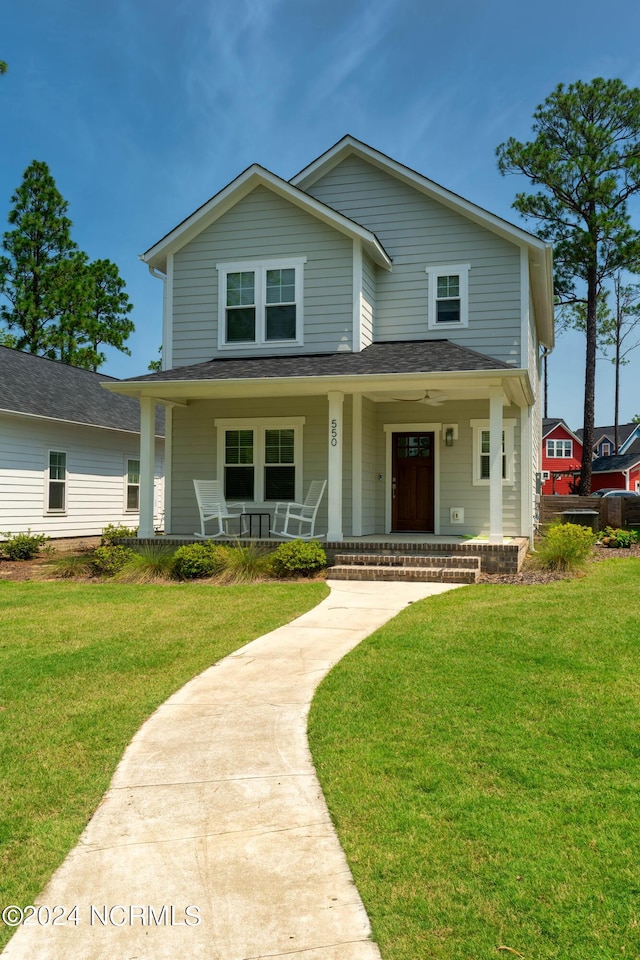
[142,164,392,273]
[542,417,582,445]
[291,135,554,349]
[0,346,163,435]
[576,423,640,450]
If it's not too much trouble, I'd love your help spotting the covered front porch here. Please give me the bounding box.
[104,341,537,549]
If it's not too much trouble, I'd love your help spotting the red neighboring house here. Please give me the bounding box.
[591,443,640,493]
[541,419,583,494]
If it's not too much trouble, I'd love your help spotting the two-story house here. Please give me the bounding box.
[106,137,553,549]
[541,418,583,494]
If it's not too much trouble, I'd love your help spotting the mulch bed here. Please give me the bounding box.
[1,542,638,586]
[479,542,640,585]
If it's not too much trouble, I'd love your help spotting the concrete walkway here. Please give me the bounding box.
[3,579,459,960]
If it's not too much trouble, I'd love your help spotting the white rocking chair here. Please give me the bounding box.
[193,479,246,538]
[270,480,327,540]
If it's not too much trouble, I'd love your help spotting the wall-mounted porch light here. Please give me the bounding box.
[442,423,458,446]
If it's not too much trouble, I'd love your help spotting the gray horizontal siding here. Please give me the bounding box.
[361,253,375,348]
[305,155,522,366]
[169,396,333,537]
[172,186,353,366]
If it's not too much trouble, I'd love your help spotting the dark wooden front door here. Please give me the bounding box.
[392,432,434,532]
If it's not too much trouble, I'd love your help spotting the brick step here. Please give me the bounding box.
[333,553,481,570]
[330,564,478,584]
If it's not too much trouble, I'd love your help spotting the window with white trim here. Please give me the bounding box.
[426,264,470,329]
[217,258,305,347]
[542,470,550,481]
[471,420,515,485]
[215,418,304,503]
[546,438,572,458]
[47,451,67,512]
[601,441,611,456]
[126,458,140,512]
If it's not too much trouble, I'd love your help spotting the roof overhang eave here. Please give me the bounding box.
[103,367,534,407]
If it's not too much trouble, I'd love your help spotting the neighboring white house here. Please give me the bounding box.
[106,136,554,544]
[0,346,164,539]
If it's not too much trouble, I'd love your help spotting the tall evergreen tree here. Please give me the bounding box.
[0,161,135,370]
[497,78,640,493]
[0,160,77,354]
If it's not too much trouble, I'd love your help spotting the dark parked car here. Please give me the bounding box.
[591,488,640,498]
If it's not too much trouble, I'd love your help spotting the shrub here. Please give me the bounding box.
[216,544,274,584]
[114,544,176,583]
[0,530,48,561]
[600,526,639,548]
[172,542,227,580]
[48,554,95,579]
[100,523,138,546]
[271,539,327,578]
[533,522,597,572]
[92,544,136,575]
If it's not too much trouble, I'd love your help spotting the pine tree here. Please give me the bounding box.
[0,161,135,370]
[0,160,77,354]
[497,78,640,493]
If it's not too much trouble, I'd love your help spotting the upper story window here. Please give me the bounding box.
[217,258,305,349]
[47,450,67,513]
[426,264,470,330]
[546,438,572,458]
[600,441,611,456]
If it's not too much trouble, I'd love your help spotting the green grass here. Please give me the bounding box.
[308,559,640,960]
[0,579,327,946]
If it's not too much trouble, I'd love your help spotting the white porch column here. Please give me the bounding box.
[352,393,363,536]
[138,396,156,539]
[327,390,344,541]
[489,386,504,544]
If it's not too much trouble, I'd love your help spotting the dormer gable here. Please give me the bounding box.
[142,163,391,274]
[292,135,554,350]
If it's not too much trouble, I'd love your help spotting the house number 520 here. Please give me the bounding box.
[330,419,338,447]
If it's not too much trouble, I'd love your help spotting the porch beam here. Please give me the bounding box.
[489,386,504,543]
[138,396,156,539]
[327,391,344,541]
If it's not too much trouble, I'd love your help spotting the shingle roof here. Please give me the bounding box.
[123,340,511,385]
[0,346,163,434]
[592,452,640,473]
[576,423,638,445]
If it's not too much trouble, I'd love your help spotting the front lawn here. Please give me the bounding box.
[308,559,640,959]
[0,579,327,947]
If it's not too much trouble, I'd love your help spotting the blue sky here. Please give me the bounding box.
[2,0,640,429]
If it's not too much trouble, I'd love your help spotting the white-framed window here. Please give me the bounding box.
[214,417,305,503]
[542,470,550,480]
[126,458,140,512]
[601,441,611,456]
[546,438,572,458]
[426,264,470,329]
[216,258,306,348]
[471,419,516,485]
[47,450,67,513]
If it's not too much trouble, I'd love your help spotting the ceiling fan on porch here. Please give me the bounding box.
[390,390,449,406]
